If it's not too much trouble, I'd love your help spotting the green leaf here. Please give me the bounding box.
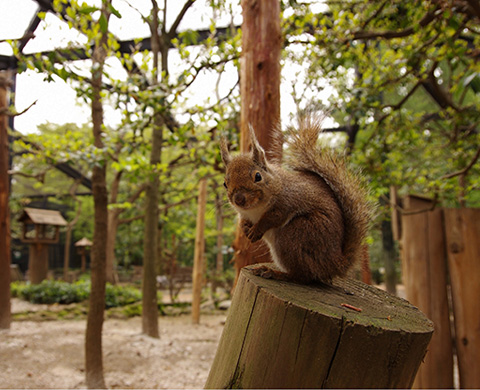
[99,13,108,33]
[78,5,99,15]
[108,3,122,19]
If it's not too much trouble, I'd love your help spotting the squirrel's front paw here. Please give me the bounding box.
[241,219,253,234]
[241,220,263,242]
[245,225,263,242]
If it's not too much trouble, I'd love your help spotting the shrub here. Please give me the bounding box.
[105,284,141,308]
[11,280,142,308]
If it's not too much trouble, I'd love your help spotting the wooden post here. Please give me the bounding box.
[444,208,480,388]
[0,72,11,329]
[205,264,433,389]
[80,248,87,273]
[400,196,454,388]
[192,177,207,324]
[29,243,50,284]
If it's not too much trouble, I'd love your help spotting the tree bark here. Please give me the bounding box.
[192,177,207,324]
[234,0,282,281]
[206,264,434,389]
[85,3,110,388]
[0,72,11,329]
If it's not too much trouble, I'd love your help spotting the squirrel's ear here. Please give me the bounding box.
[249,124,267,169]
[220,137,231,166]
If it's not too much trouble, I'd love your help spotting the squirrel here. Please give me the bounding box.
[220,117,374,284]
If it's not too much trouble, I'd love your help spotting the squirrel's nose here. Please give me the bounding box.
[234,193,246,207]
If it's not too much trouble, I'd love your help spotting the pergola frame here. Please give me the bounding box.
[0,0,235,189]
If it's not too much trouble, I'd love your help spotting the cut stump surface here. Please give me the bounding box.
[205,263,433,389]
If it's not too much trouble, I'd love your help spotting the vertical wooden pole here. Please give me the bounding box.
[81,249,87,273]
[233,0,282,281]
[215,193,224,274]
[0,72,11,329]
[29,243,49,284]
[192,177,207,324]
[401,196,453,389]
[444,208,480,388]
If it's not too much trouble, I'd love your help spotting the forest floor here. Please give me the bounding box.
[0,298,226,389]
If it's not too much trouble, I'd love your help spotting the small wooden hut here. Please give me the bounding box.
[18,207,67,283]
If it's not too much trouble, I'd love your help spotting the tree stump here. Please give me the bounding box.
[205,263,433,389]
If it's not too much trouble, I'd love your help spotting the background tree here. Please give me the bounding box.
[0,72,11,329]
[284,0,480,204]
[230,0,282,282]
[85,0,113,387]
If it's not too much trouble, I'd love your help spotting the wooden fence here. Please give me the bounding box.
[400,195,480,388]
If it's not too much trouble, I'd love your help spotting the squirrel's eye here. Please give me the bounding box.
[223,181,227,189]
[254,172,262,182]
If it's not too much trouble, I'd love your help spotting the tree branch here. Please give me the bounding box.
[441,144,480,179]
[167,0,195,38]
[0,100,37,117]
[351,7,440,41]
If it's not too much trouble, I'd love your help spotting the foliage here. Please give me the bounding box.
[11,280,90,304]
[283,0,480,207]
[9,0,241,274]
[11,280,142,308]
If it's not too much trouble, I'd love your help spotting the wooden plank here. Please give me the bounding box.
[192,178,208,324]
[205,264,433,389]
[444,208,480,388]
[401,196,454,388]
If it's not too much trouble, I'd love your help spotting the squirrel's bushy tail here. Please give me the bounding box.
[286,116,374,271]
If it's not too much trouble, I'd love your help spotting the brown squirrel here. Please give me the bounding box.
[220,117,373,284]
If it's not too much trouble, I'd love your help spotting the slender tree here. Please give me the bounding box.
[141,0,196,338]
[85,1,111,387]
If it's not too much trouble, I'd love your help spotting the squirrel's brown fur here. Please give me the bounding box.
[221,117,373,284]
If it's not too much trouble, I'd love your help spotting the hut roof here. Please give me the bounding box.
[75,237,93,247]
[19,207,68,226]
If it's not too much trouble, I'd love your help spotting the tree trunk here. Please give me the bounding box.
[206,264,434,389]
[192,178,208,324]
[85,4,110,388]
[0,72,11,329]
[141,152,160,337]
[234,0,282,281]
[141,0,164,339]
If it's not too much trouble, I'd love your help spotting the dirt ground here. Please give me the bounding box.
[0,299,226,389]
